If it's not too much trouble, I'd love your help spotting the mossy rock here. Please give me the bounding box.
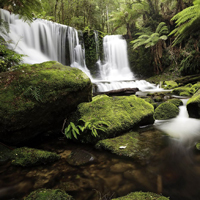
[196,142,200,150]
[24,188,73,200]
[154,102,179,120]
[95,129,166,163]
[0,61,92,145]
[112,191,169,200]
[167,98,183,107]
[187,89,200,118]
[68,95,154,143]
[10,147,60,167]
[172,86,194,96]
[162,80,178,89]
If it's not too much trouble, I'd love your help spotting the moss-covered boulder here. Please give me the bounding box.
[0,61,92,144]
[187,89,200,118]
[10,147,60,167]
[162,80,178,89]
[154,102,179,120]
[67,95,154,143]
[172,85,194,96]
[167,98,183,107]
[95,129,166,163]
[24,188,73,200]
[112,191,169,200]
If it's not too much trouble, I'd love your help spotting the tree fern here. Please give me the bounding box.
[169,0,200,45]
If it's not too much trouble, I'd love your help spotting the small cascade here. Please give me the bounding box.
[155,99,200,147]
[93,35,161,92]
[0,9,92,78]
[97,35,133,81]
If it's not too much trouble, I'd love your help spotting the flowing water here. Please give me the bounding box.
[1,9,200,200]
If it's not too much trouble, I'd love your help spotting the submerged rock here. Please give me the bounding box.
[0,61,92,145]
[154,102,179,120]
[111,191,169,200]
[10,147,60,167]
[67,149,95,166]
[24,188,73,200]
[67,95,154,143]
[187,89,200,118]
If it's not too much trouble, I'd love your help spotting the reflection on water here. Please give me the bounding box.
[1,100,200,199]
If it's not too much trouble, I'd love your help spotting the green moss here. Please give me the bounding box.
[0,61,92,144]
[167,98,183,107]
[154,102,179,120]
[69,95,155,143]
[162,80,178,89]
[196,142,200,150]
[24,188,73,200]
[96,129,166,163]
[10,147,60,167]
[172,86,194,96]
[112,191,169,200]
[187,89,200,118]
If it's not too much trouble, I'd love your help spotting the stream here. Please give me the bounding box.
[1,100,200,200]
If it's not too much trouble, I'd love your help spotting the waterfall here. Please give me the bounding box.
[93,35,161,93]
[0,9,92,78]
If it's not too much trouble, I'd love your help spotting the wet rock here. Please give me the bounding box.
[123,169,154,191]
[95,129,166,164]
[0,61,92,145]
[10,147,60,167]
[0,143,12,164]
[110,163,135,173]
[111,191,170,200]
[24,188,73,200]
[67,149,96,166]
[154,102,179,120]
[167,98,183,107]
[67,94,154,143]
[162,80,178,89]
[187,89,200,118]
[59,181,79,192]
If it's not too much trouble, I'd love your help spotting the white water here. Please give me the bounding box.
[0,9,92,78]
[155,99,200,147]
[94,35,162,92]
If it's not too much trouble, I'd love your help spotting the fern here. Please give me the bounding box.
[169,0,200,45]
[23,86,43,102]
[64,119,110,140]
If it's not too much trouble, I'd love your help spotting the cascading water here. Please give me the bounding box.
[155,99,200,147]
[93,35,161,93]
[0,9,92,78]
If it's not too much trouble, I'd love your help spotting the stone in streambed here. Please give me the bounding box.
[67,95,154,143]
[67,149,96,166]
[24,188,73,200]
[10,147,60,167]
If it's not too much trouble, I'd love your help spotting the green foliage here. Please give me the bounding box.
[0,38,23,72]
[64,119,110,140]
[169,0,200,45]
[1,0,42,22]
[23,86,44,102]
[131,22,168,49]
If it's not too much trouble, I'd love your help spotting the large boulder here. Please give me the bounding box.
[187,89,200,118]
[0,61,92,144]
[66,95,155,143]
